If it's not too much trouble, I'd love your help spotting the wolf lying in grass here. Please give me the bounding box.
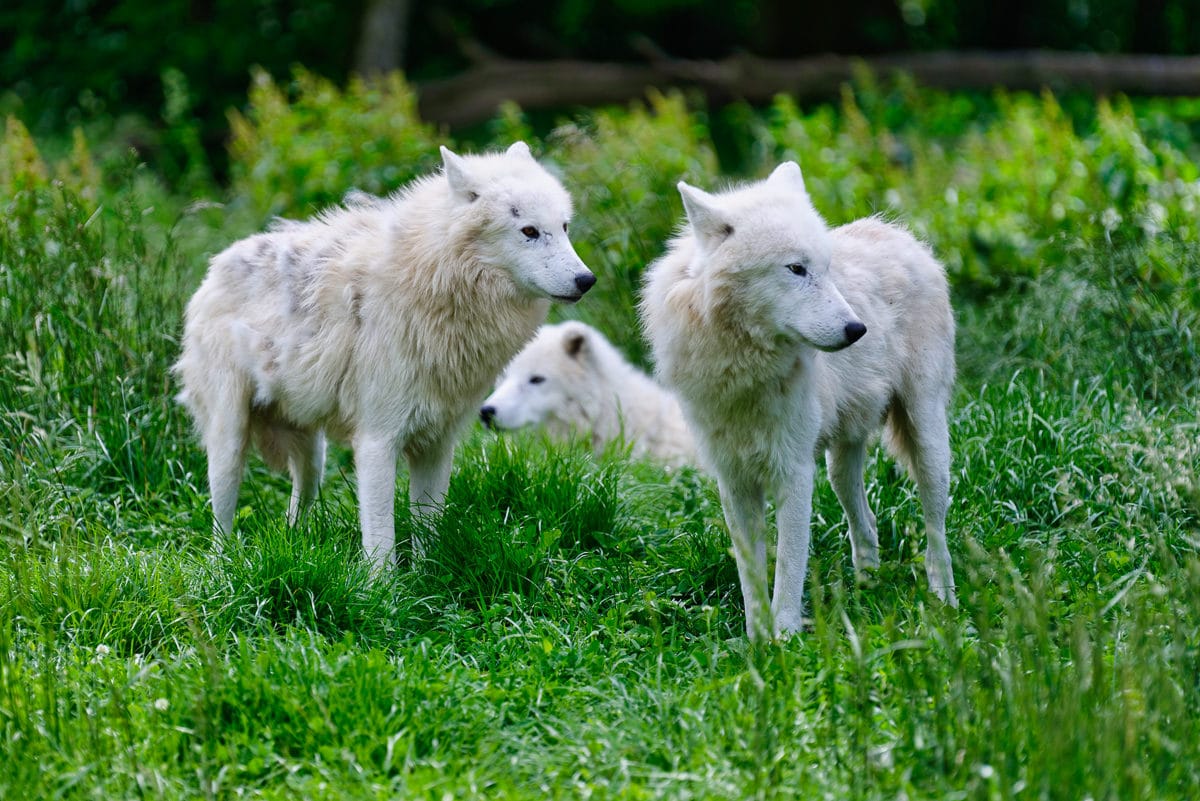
[174,142,596,568]
[480,320,697,468]
[641,162,957,639]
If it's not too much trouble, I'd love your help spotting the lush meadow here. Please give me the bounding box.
[1,76,1198,799]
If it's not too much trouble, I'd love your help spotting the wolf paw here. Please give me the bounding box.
[850,548,880,573]
[930,583,958,608]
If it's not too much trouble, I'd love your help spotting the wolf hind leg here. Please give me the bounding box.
[286,429,326,526]
[406,436,456,561]
[825,439,880,572]
[890,397,956,607]
[250,419,324,525]
[202,388,252,540]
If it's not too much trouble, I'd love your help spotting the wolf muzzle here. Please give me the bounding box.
[479,405,497,428]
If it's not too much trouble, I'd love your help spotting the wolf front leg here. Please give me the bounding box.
[717,476,772,641]
[772,460,816,635]
[354,432,399,571]
[406,435,455,560]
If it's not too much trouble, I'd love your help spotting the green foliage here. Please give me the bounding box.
[957,237,1200,404]
[428,435,631,603]
[228,67,444,220]
[0,155,220,548]
[758,85,1200,292]
[10,0,1200,193]
[0,117,106,222]
[159,67,214,192]
[198,511,398,643]
[1,0,362,176]
[0,117,49,194]
[1,88,1198,799]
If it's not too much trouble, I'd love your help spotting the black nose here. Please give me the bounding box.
[844,321,867,344]
[574,272,597,294]
[480,406,496,428]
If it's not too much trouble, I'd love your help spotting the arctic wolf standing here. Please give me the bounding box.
[479,321,697,468]
[641,162,957,639]
[174,142,596,567]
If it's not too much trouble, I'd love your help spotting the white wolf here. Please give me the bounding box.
[174,142,596,567]
[641,162,957,639]
[479,320,697,467]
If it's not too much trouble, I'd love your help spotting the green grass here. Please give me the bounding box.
[2,95,1199,799]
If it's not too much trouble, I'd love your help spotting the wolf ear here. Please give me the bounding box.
[564,327,588,359]
[678,181,733,252]
[766,161,807,196]
[441,146,478,202]
[506,141,534,160]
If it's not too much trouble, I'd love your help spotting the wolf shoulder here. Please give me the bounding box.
[831,217,947,286]
[829,217,952,320]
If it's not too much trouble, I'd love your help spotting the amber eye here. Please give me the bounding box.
[787,262,808,277]
[521,226,540,239]
[529,375,545,385]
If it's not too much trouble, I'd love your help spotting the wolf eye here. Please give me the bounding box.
[529,375,546,385]
[521,226,540,239]
[787,262,808,277]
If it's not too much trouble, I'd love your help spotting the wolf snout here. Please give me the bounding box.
[479,405,497,428]
[554,271,597,303]
[575,271,597,294]
[844,321,867,345]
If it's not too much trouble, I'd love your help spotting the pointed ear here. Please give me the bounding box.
[441,146,478,202]
[678,181,733,251]
[766,161,807,195]
[564,326,587,359]
[506,140,534,160]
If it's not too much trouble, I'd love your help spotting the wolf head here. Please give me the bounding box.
[676,162,865,351]
[441,142,596,302]
[479,321,597,431]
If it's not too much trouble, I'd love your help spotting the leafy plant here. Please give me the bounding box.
[228,67,444,221]
[757,84,1200,292]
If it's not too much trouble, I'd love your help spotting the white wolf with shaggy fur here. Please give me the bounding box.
[175,142,596,567]
[480,320,697,467]
[641,162,957,640]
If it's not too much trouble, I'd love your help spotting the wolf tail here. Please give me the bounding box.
[882,400,919,477]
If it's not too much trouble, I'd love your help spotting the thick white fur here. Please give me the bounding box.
[174,142,595,567]
[480,321,697,468]
[641,162,957,640]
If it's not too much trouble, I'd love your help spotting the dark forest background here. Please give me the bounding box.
[4,0,1200,172]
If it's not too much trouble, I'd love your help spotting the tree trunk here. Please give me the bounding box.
[354,0,411,76]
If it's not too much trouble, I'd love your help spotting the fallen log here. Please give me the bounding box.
[416,50,1200,126]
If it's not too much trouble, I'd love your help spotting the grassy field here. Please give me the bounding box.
[1,87,1199,799]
